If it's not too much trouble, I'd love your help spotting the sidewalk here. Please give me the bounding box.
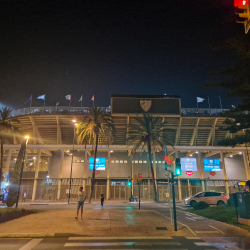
[0,207,191,238]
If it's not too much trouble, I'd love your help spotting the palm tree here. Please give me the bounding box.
[76,106,115,202]
[127,113,174,201]
[0,107,19,190]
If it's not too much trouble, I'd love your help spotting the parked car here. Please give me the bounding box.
[184,191,228,207]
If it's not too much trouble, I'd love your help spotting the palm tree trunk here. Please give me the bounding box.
[0,138,3,191]
[147,143,157,201]
[89,134,99,202]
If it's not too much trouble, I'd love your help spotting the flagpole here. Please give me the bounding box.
[30,95,32,109]
[219,96,222,109]
[208,96,210,110]
[81,100,82,107]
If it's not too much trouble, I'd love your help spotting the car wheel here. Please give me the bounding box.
[190,200,197,207]
[217,200,225,206]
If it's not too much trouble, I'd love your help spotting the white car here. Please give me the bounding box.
[184,191,228,207]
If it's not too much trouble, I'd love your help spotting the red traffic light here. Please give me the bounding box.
[164,156,172,164]
[234,0,248,6]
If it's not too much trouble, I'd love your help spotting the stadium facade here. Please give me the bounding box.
[1,95,250,202]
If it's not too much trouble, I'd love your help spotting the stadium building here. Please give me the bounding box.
[1,95,250,202]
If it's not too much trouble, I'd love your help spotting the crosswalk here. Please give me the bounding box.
[63,236,218,250]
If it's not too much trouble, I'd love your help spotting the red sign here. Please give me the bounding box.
[234,0,248,6]
[209,171,216,176]
[95,170,100,175]
[164,156,172,164]
[186,171,193,176]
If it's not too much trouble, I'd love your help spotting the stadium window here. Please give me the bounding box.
[111,160,114,163]
[115,160,119,163]
[120,160,123,163]
[135,160,138,163]
[139,160,142,163]
[143,161,147,163]
[124,160,128,163]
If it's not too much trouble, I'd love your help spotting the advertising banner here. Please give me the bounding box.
[89,157,106,170]
[181,158,197,171]
[203,159,220,171]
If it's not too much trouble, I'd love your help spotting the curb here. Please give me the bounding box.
[0,233,86,238]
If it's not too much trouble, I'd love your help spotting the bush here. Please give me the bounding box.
[227,198,231,206]
[193,201,210,210]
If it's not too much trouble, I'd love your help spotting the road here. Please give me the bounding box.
[1,201,250,249]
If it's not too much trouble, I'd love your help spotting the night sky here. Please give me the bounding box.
[0,0,245,110]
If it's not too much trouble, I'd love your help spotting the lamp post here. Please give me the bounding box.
[68,121,77,204]
[16,135,29,208]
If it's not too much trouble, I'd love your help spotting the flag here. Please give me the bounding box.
[37,94,46,100]
[24,95,32,104]
[91,95,94,101]
[56,102,59,106]
[231,105,235,109]
[197,97,205,103]
[65,95,71,100]
[79,95,83,101]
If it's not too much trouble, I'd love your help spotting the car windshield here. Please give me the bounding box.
[193,192,202,198]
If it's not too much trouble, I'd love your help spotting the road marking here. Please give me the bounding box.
[68,236,173,240]
[152,210,196,236]
[19,239,43,250]
[195,231,220,234]
[208,225,225,234]
[65,242,181,247]
[185,237,201,240]
[194,242,213,246]
[185,217,196,221]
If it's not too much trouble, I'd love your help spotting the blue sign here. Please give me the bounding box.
[89,157,106,170]
[181,158,197,171]
[163,146,167,156]
[203,159,220,172]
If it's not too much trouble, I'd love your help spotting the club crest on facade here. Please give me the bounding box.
[140,100,152,112]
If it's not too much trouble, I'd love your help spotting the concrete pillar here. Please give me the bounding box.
[32,149,41,201]
[131,154,134,196]
[198,151,205,191]
[5,150,12,174]
[82,149,88,192]
[220,151,229,197]
[57,150,64,200]
[187,179,191,197]
[106,149,111,200]
[243,152,250,180]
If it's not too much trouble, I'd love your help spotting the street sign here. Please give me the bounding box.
[95,170,100,175]
[185,171,193,176]
[165,171,170,176]
[209,171,216,176]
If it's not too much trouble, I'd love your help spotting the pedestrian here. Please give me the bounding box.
[23,192,26,202]
[101,193,104,207]
[75,187,86,220]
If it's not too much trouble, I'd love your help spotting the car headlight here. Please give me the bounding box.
[184,198,190,202]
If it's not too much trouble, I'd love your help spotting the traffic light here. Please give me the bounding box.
[175,158,182,176]
[164,156,173,166]
[138,173,142,182]
[133,175,138,184]
[131,150,136,156]
[234,0,250,23]
[128,181,132,186]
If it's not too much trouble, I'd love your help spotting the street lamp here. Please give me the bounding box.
[16,135,29,208]
[68,121,78,204]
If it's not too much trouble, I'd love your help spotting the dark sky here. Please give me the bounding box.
[0,0,245,110]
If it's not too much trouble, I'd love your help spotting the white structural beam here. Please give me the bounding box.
[212,118,218,146]
[29,116,43,144]
[56,116,62,145]
[190,118,200,146]
[224,152,242,158]
[175,117,182,146]
[205,151,220,158]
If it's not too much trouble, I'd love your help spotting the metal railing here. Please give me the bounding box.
[9,107,229,118]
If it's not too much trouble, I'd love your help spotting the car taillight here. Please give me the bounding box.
[223,196,228,199]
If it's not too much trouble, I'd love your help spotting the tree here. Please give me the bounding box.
[76,106,115,202]
[6,141,26,207]
[0,107,19,191]
[127,113,174,201]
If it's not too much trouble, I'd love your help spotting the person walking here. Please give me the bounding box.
[75,187,86,220]
[22,192,26,202]
[101,193,104,207]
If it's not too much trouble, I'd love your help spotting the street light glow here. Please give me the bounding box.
[24,135,30,139]
[72,120,76,122]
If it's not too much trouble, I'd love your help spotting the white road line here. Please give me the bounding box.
[185,237,201,240]
[64,242,181,247]
[185,217,196,221]
[68,236,173,240]
[194,242,213,246]
[195,231,220,234]
[19,239,43,250]
[152,210,197,236]
[208,225,225,234]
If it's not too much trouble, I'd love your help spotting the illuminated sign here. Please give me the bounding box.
[203,159,220,172]
[181,158,197,171]
[89,157,106,170]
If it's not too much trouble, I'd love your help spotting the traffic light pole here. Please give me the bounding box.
[171,172,177,231]
[138,182,140,210]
